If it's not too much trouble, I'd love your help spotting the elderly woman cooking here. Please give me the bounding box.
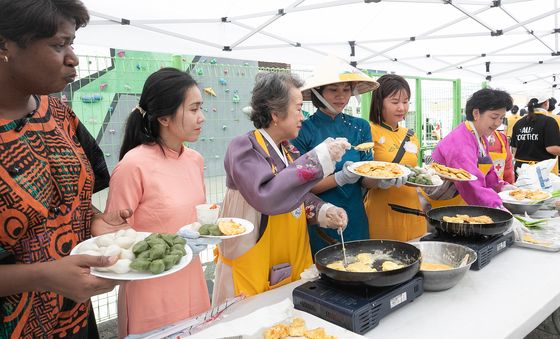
[212,72,350,305]
[426,88,515,208]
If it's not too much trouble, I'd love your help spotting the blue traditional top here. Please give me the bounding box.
[291,110,372,255]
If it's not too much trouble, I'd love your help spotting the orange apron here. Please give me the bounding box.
[427,122,493,208]
[488,130,508,180]
[217,130,312,297]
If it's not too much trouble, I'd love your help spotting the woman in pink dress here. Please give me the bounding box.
[105,68,210,337]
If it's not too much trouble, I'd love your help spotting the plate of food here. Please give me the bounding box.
[405,165,444,188]
[348,161,410,180]
[184,218,254,239]
[430,163,477,182]
[70,230,193,281]
[498,189,552,204]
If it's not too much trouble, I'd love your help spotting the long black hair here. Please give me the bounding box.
[526,97,548,122]
[369,74,410,124]
[119,68,198,160]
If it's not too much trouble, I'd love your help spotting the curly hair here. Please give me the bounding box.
[249,72,303,129]
[465,88,513,121]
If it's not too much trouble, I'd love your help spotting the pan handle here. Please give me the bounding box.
[389,203,426,217]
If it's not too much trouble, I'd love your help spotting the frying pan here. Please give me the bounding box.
[389,204,513,237]
[315,240,421,287]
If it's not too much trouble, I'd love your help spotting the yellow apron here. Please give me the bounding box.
[218,130,312,297]
[364,123,425,241]
[427,123,493,208]
[488,131,508,180]
[506,115,520,139]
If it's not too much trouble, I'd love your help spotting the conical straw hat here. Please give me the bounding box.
[300,55,379,100]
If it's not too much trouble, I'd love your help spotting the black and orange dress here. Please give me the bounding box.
[0,95,108,338]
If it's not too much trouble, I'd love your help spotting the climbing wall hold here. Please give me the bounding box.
[204,87,217,97]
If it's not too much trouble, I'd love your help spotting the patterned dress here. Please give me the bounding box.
[0,96,106,338]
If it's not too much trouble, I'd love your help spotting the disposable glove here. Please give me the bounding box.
[421,180,457,200]
[323,137,351,162]
[177,226,221,255]
[318,203,348,230]
[334,161,361,186]
[377,176,407,189]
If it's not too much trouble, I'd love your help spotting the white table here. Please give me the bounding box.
[197,246,560,339]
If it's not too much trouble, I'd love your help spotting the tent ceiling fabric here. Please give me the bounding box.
[78,0,560,90]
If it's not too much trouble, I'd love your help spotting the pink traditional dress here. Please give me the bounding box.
[105,144,210,337]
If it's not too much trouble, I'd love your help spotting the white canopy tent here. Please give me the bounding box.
[77,0,560,95]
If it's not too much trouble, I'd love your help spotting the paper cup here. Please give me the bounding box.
[196,204,220,225]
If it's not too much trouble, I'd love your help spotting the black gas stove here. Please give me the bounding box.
[421,230,515,270]
[293,275,423,335]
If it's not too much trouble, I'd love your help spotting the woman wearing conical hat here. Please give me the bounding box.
[292,56,387,255]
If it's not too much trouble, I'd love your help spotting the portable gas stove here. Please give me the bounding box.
[293,275,423,335]
[421,230,515,270]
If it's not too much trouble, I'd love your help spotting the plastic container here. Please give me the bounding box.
[196,203,220,225]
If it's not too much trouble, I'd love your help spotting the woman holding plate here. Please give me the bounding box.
[291,56,379,255]
[363,74,425,241]
[212,72,350,305]
[426,88,515,209]
[105,68,211,338]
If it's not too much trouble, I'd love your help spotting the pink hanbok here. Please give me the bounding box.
[105,144,210,337]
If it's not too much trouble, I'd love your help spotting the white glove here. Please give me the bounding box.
[178,226,221,255]
[377,176,407,189]
[323,137,350,162]
[318,203,348,230]
[334,161,361,186]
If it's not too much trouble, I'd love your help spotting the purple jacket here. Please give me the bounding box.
[431,123,503,208]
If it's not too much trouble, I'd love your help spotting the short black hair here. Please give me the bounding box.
[465,88,513,121]
[369,74,410,124]
[511,105,519,114]
[0,0,89,48]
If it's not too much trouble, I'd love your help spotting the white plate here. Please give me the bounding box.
[70,232,193,281]
[405,181,443,188]
[434,171,478,182]
[186,218,255,239]
[348,161,411,180]
[498,190,551,204]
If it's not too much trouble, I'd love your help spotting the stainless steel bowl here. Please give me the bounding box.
[409,241,477,292]
[502,201,543,215]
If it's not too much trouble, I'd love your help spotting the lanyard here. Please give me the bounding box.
[466,121,486,158]
[258,128,289,167]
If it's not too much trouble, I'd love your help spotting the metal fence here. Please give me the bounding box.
[64,49,481,323]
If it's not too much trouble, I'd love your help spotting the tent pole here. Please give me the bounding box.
[415,78,423,167]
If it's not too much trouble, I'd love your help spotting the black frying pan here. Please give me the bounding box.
[389,204,513,237]
[315,240,421,287]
